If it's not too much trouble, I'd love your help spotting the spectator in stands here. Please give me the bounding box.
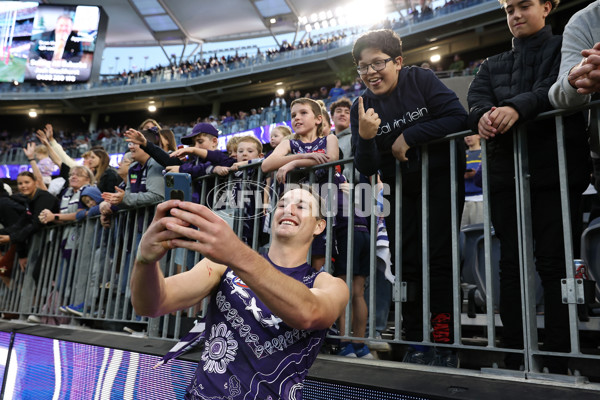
[333,177,373,359]
[364,189,393,353]
[99,152,132,229]
[263,126,292,231]
[34,145,55,186]
[228,136,265,245]
[468,59,484,75]
[461,135,483,227]
[548,1,600,200]
[448,54,465,72]
[236,110,248,131]
[269,94,287,122]
[172,123,187,143]
[229,136,264,172]
[39,165,95,225]
[266,125,292,158]
[38,164,95,309]
[287,90,297,105]
[262,98,339,185]
[34,124,93,196]
[330,97,355,182]
[158,129,177,152]
[82,148,122,194]
[351,29,467,367]
[101,131,164,213]
[316,100,332,136]
[262,98,339,270]
[247,109,260,129]
[226,136,240,160]
[95,153,133,296]
[22,143,52,195]
[101,131,165,300]
[138,118,160,131]
[73,185,103,221]
[352,77,366,96]
[329,79,346,101]
[167,123,235,202]
[222,111,235,128]
[318,86,329,100]
[0,183,23,231]
[548,1,600,109]
[130,186,348,399]
[467,0,590,373]
[0,171,59,272]
[124,127,181,168]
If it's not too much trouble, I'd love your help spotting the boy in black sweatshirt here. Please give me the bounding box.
[350,29,467,367]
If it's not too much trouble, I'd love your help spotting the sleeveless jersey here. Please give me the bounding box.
[185,255,326,400]
[289,136,329,184]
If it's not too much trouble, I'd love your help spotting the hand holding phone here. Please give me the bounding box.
[165,172,192,202]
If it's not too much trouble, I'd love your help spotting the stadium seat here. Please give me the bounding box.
[461,223,543,314]
[460,224,485,315]
[460,223,484,287]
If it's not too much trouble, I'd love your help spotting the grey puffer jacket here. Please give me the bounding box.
[467,25,589,192]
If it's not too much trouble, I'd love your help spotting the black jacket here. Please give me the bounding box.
[467,25,589,191]
[97,167,123,193]
[0,189,59,258]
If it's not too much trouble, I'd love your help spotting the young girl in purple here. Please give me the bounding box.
[262,98,340,269]
[262,98,339,186]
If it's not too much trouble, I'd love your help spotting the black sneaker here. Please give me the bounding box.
[429,348,459,368]
[402,346,433,365]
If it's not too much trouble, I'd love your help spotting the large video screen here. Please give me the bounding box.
[0,2,102,83]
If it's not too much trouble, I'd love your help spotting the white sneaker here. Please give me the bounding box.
[366,334,391,352]
[27,315,41,323]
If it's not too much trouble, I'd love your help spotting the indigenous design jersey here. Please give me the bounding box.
[185,256,326,400]
[289,137,330,184]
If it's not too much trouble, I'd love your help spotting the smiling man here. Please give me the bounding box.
[130,186,348,400]
[29,14,83,62]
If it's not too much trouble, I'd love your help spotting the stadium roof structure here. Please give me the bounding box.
[1,0,591,118]
[43,0,405,49]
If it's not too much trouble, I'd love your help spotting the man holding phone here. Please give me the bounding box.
[130,186,348,400]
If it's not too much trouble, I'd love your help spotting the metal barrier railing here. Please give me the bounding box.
[0,100,599,386]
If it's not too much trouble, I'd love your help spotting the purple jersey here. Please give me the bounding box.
[185,255,326,400]
[289,137,364,231]
[289,137,330,184]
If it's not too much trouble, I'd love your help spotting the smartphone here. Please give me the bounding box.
[165,172,192,202]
